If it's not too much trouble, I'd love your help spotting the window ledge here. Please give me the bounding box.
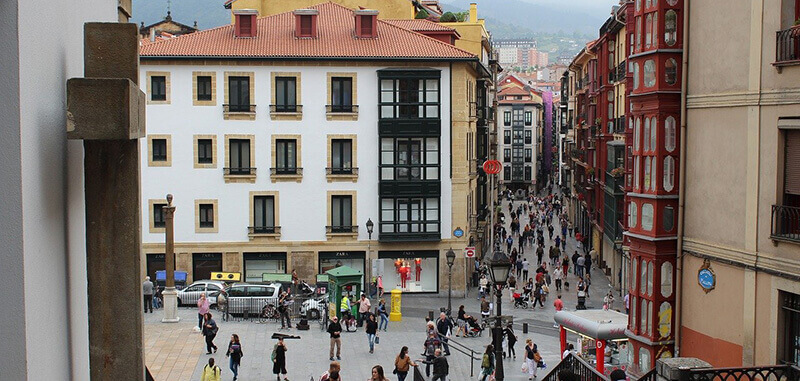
[326,112,359,121]
[149,227,166,234]
[193,100,216,106]
[224,174,256,184]
[196,227,218,234]
[326,232,359,240]
[271,174,302,183]
[248,233,282,240]
[224,111,256,121]
[327,174,359,183]
[270,112,303,121]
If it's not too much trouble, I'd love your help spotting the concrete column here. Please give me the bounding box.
[67,23,146,380]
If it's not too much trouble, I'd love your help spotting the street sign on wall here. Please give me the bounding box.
[482,160,502,174]
[464,247,476,258]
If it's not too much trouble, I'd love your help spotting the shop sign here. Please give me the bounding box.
[698,259,715,293]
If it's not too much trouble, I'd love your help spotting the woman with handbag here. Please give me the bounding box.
[393,346,417,381]
[480,344,495,381]
[524,339,540,380]
[366,313,379,354]
[226,333,243,381]
[202,312,218,354]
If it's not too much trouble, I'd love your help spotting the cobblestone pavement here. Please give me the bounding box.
[144,196,621,380]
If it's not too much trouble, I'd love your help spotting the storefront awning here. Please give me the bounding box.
[554,310,628,340]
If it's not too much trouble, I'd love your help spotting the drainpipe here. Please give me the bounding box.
[674,0,690,358]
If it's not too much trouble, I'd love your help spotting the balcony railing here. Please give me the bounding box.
[269,104,303,113]
[541,353,607,381]
[248,226,281,235]
[326,225,358,234]
[270,167,303,176]
[326,104,359,113]
[223,104,256,113]
[776,26,800,64]
[326,167,359,176]
[771,204,800,242]
[224,167,256,176]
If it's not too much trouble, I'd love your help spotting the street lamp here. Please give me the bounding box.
[162,194,180,323]
[366,218,374,294]
[445,248,456,316]
[488,249,511,381]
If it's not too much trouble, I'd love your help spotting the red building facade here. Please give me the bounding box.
[625,0,683,373]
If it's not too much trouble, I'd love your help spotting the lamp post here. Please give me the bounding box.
[488,249,512,381]
[162,194,180,323]
[445,248,456,316]
[366,218,374,294]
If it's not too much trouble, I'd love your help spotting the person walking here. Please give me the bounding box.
[524,339,541,380]
[430,348,449,381]
[358,293,372,328]
[584,252,593,275]
[142,276,154,314]
[200,358,222,381]
[503,323,517,359]
[197,293,210,331]
[435,312,452,356]
[202,312,218,354]
[423,332,441,377]
[479,345,495,381]
[561,256,570,280]
[568,221,573,236]
[226,334,243,381]
[271,337,288,381]
[536,244,544,265]
[394,346,418,381]
[553,295,564,327]
[522,258,530,281]
[553,266,563,292]
[377,298,389,331]
[366,313,379,354]
[603,290,615,311]
[576,254,586,279]
[370,365,390,381]
[624,292,630,314]
[278,291,291,329]
[328,316,343,361]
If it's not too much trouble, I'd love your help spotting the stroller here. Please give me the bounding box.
[513,292,530,309]
[462,316,484,337]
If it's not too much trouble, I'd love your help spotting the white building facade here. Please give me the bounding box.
[496,87,541,193]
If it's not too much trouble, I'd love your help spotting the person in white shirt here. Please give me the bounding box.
[552,267,563,292]
[521,258,530,281]
[562,343,575,359]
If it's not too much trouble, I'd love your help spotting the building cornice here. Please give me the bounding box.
[686,88,800,109]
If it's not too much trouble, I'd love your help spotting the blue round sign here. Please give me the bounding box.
[453,228,464,238]
[698,269,715,291]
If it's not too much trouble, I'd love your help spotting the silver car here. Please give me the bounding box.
[224,283,282,315]
[176,280,227,306]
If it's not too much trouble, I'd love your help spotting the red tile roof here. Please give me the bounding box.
[384,19,457,33]
[499,86,530,96]
[140,2,476,60]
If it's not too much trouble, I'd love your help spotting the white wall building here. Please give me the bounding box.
[496,86,541,193]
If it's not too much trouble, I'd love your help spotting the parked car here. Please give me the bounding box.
[176,280,227,307]
[224,283,282,315]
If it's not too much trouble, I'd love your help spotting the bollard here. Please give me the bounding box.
[523,322,528,333]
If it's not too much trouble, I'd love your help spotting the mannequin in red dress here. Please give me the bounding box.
[414,258,422,281]
[399,264,409,288]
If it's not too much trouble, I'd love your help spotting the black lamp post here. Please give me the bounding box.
[366,218,374,293]
[488,249,512,381]
[445,248,456,316]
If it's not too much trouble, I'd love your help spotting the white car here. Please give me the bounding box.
[176,280,227,306]
[300,297,327,320]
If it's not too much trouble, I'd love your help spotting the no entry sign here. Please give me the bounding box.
[464,247,476,258]
[482,160,502,174]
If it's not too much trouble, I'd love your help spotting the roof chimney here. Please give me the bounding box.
[354,9,378,39]
[294,9,319,38]
[234,9,258,38]
[469,3,477,23]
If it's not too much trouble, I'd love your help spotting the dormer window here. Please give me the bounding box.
[234,9,258,38]
[294,9,318,38]
[355,10,378,38]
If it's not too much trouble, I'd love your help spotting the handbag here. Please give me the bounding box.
[521,362,529,373]
[375,336,380,344]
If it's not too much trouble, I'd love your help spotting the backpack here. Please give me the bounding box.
[270,344,277,361]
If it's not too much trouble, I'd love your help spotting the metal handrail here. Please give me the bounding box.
[776,26,800,63]
[248,226,281,235]
[683,364,800,381]
[223,104,256,113]
[325,225,358,234]
[224,167,256,176]
[540,353,609,381]
[325,104,359,113]
[325,167,359,175]
[435,332,479,377]
[269,104,303,113]
[270,167,303,176]
[771,204,800,242]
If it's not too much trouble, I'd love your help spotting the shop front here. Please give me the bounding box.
[243,252,287,283]
[555,309,629,376]
[378,250,439,293]
[318,251,365,285]
[192,253,222,282]
[146,253,166,280]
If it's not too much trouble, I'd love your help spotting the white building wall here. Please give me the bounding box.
[140,63,453,244]
[497,103,539,189]
[0,0,116,380]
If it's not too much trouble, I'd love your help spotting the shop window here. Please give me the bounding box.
[379,252,439,293]
[661,262,673,298]
[644,156,651,190]
[664,156,675,192]
[243,253,286,283]
[645,14,653,48]
[379,78,439,119]
[664,205,675,233]
[629,201,638,228]
[665,10,677,46]
[644,117,651,151]
[665,116,676,152]
[633,62,640,89]
[634,118,641,151]
[642,203,654,231]
[665,58,678,85]
[644,60,656,88]
[651,157,658,191]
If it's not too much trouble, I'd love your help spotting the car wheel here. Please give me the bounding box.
[307,308,320,320]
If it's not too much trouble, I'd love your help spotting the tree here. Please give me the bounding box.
[415,9,429,19]
[440,12,457,22]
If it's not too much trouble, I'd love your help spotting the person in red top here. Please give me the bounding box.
[553,295,564,327]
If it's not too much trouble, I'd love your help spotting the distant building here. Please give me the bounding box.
[497,86,541,192]
[139,11,197,40]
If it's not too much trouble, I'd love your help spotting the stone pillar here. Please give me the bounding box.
[654,358,711,381]
[66,23,146,381]
[290,251,316,283]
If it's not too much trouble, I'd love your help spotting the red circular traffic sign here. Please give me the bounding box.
[483,160,502,174]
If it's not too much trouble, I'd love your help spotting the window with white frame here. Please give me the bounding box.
[665,116,676,152]
[664,156,675,192]
[644,59,656,88]
[644,117,651,151]
[629,201,638,228]
[650,156,657,191]
[642,203,654,231]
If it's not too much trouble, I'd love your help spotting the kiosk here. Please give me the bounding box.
[325,266,363,319]
[554,310,629,375]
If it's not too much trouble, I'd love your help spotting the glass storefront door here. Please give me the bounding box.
[243,252,287,283]
[378,250,439,293]
[192,253,222,282]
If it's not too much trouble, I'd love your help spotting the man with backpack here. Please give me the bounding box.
[423,332,442,377]
[200,358,222,381]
